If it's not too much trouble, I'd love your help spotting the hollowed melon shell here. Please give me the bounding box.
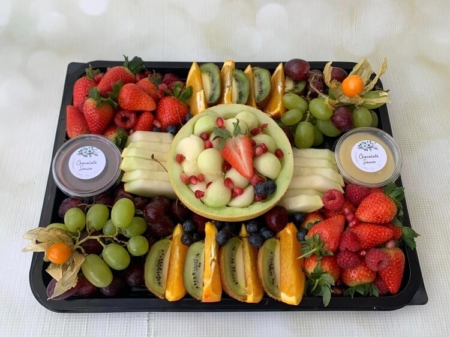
[168,104,294,222]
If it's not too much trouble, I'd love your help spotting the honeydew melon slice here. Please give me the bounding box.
[120,157,167,172]
[168,104,294,222]
[277,194,323,213]
[122,170,169,183]
[121,148,168,162]
[293,167,344,187]
[251,134,277,153]
[126,131,174,146]
[293,157,338,171]
[292,148,336,164]
[124,179,176,199]
[288,175,344,193]
[282,188,324,199]
[127,141,171,153]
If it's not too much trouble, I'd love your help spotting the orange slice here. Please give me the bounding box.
[264,62,286,118]
[201,222,222,302]
[165,224,189,301]
[218,60,235,104]
[185,61,208,116]
[244,65,257,108]
[277,222,305,305]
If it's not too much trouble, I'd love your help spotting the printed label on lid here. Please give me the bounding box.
[68,146,106,180]
[351,140,387,173]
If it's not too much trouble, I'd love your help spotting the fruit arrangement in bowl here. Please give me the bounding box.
[23,57,425,312]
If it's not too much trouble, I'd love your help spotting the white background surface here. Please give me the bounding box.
[1,0,449,336]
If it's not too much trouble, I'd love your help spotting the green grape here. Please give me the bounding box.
[64,208,86,233]
[111,198,135,228]
[360,90,386,109]
[127,235,149,256]
[86,204,109,231]
[294,122,315,149]
[280,108,304,126]
[315,119,342,137]
[353,107,372,127]
[102,219,117,236]
[102,243,130,270]
[81,254,113,288]
[313,125,324,147]
[121,217,147,238]
[46,223,68,231]
[282,93,308,113]
[328,89,336,100]
[370,110,379,127]
[309,98,333,120]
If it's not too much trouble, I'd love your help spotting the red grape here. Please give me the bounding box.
[58,197,85,218]
[46,278,79,300]
[100,274,126,297]
[331,106,354,132]
[77,274,98,297]
[284,59,310,81]
[171,199,192,222]
[125,264,145,287]
[80,231,103,255]
[264,206,289,232]
[330,67,348,82]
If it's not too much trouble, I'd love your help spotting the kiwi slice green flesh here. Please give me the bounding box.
[200,63,221,105]
[231,69,250,104]
[222,237,246,298]
[183,241,205,300]
[253,68,272,103]
[144,239,172,298]
[285,77,307,95]
[260,238,281,298]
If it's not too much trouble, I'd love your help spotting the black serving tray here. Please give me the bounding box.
[30,61,428,312]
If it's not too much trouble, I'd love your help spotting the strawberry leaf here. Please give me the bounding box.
[232,121,241,136]
[401,227,420,249]
[344,283,379,298]
[85,64,100,80]
[305,263,335,307]
[178,85,193,102]
[299,234,332,259]
[125,55,145,75]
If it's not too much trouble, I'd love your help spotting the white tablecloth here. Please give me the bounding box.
[1,0,449,336]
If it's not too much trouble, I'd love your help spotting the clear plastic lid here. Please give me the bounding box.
[334,127,402,188]
[52,134,122,198]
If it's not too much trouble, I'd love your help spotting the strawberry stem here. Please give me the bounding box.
[123,55,145,75]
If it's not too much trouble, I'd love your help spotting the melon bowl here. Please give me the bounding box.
[167,103,294,222]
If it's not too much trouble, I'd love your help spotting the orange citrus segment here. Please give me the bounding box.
[240,225,263,303]
[244,65,257,108]
[218,60,235,104]
[264,62,286,118]
[278,222,305,305]
[186,61,208,115]
[165,224,189,301]
[202,222,222,302]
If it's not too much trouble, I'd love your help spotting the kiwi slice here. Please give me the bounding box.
[200,63,221,105]
[257,238,281,300]
[144,239,172,299]
[253,68,272,103]
[231,69,250,104]
[285,77,307,95]
[183,241,205,300]
[219,237,246,301]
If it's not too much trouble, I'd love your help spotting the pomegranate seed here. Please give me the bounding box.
[233,187,244,196]
[254,195,264,201]
[251,127,262,136]
[275,149,284,158]
[261,123,268,129]
[180,173,189,184]
[250,174,265,186]
[232,190,238,198]
[342,207,351,216]
[223,162,232,172]
[189,175,198,185]
[175,154,184,163]
[200,132,209,141]
[216,117,224,127]
[194,190,204,199]
[198,174,205,182]
[224,178,234,189]
[347,213,355,222]
[250,139,256,147]
[348,219,359,227]
[385,239,397,249]
[206,182,212,188]
[359,250,367,257]
[153,119,162,128]
[254,146,264,157]
[260,143,268,153]
[204,140,213,149]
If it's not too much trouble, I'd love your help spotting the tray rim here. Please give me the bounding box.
[30,60,428,313]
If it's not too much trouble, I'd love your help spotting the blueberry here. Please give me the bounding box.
[248,233,265,248]
[215,221,226,231]
[192,232,202,243]
[182,219,197,233]
[181,233,193,246]
[166,125,178,135]
[266,180,277,195]
[152,126,161,132]
[185,113,193,122]
[259,227,274,240]
[254,182,267,196]
[216,229,230,246]
[225,222,240,235]
[291,212,306,226]
[296,228,307,242]
[246,220,261,234]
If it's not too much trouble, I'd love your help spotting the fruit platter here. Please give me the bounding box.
[25,58,428,312]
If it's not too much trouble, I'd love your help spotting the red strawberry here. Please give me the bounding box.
[348,223,394,250]
[83,88,115,134]
[155,83,192,131]
[117,83,156,111]
[355,192,397,224]
[305,214,345,253]
[66,105,89,138]
[381,223,402,241]
[220,134,254,180]
[345,184,370,207]
[301,212,324,229]
[133,111,155,132]
[378,247,405,294]
[305,255,341,283]
[373,276,389,295]
[341,261,376,287]
[73,65,100,110]
[102,125,128,149]
[97,56,145,96]
[136,77,159,102]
